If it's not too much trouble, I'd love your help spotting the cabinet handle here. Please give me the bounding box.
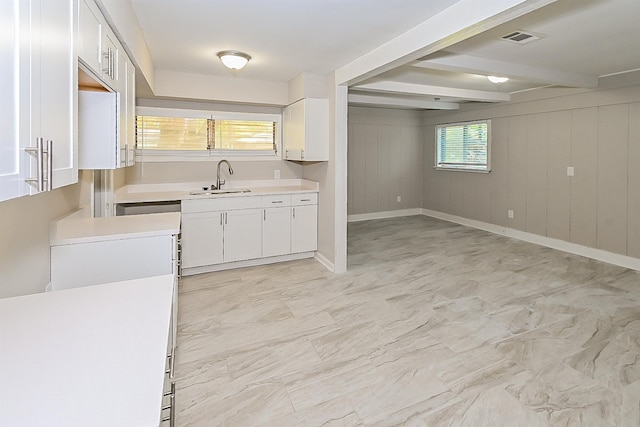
[264,210,266,221]
[102,49,110,75]
[161,382,176,427]
[44,140,52,191]
[24,138,44,192]
[225,212,227,225]
[300,199,311,202]
[220,212,223,226]
[301,149,305,160]
[293,207,296,219]
[271,200,283,204]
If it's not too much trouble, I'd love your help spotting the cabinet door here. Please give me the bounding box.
[126,59,136,166]
[262,207,291,257]
[117,49,128,168]
[181,211,224,268]
[100,28,118,89]
[50,235,175,290]
[24,0,77,191]
[78,0,101,73]
[291,204,318,253]
[224,209,262,262]
[42,0,76,189]
[283,99,305,159]
[0,0,29,201]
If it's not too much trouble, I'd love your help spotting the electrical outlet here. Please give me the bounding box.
[274,169,280,179]
[397,196,401,203]
[508,209,514,219]
[567,166,574,176]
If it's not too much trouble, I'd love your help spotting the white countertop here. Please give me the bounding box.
[114,178,319,203]
[0,275,174,427]
[50,211,181,246]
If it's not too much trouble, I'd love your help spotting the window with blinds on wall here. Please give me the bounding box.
[136,112,278,156]
[435,120,491,172]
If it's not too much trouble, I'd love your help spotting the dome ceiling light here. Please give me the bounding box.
[216,50,251,70]
[487,76,509,84]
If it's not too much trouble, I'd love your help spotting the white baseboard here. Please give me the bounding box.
[348,208,422,223]
[314,252,335,272]
[181,252,314,276]
[421,208,640,272]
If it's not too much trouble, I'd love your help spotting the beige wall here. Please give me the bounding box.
[0,174,90,297]
[301,75,336,267]
[347,106,424,216]
[125,160,302,185]
[422,75,640,258]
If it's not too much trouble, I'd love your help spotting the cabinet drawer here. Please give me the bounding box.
[182,196,261,213]
[292,193,317,206]
[262,194,291,207]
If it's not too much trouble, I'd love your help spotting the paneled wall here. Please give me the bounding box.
[423,80,640,258]
[347,107,424,216]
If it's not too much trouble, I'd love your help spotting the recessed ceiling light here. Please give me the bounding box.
[487,76,509,84]
[217,50,251,70]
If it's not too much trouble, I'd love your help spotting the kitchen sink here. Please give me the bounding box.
[189,189,251,196]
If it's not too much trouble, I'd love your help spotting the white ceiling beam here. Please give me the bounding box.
[348,94,460,110]
[354,81,510,102]
[335,0,558,86]
[414,55,599,88]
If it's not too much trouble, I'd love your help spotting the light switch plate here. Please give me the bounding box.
[274,169,281,179]
[567,166,574,176]
[508,209,514,219]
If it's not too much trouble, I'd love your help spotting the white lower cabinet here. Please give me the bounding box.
[181,192,318,272]
[292,204,318,253]
[224,209,263,262]
[262,195,291,257]
[51,234,178,290]
[181,211,224,268]
[181,197,263,268]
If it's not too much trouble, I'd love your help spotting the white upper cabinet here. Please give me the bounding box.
[283,98,329,161]
[1,0,78,202]
[126,57,136,166]
[100,27,119,89]
[78,0,101,72]
[0,0,29,201]
[118,50,136,168]
[35,0,78,190]
[77,0,136,170]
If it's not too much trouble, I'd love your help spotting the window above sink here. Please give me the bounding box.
[135,107,282,162]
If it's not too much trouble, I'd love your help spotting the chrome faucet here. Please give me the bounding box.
[215,160,233,190]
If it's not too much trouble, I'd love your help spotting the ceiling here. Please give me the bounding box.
[129,0,640,110]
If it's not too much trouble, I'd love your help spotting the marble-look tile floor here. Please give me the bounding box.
[174,215,640,426]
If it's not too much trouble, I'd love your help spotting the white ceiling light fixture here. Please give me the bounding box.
[217,50,251,70]
[487,76,509,84]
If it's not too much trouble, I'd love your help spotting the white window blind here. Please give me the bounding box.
[136,116,209,151]
[435,120,490,172]
[135,109,279,156]
[214,120,276,152]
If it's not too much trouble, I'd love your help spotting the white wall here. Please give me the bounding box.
[0,172,91,298]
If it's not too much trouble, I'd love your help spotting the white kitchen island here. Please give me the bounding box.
[0,275,174,426]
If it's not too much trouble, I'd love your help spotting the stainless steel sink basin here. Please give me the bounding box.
[189,188,251,196]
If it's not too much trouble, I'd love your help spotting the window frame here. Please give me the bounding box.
[135,107,282,162]
[434,119,491,173]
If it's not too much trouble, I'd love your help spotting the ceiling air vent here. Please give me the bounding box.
[501,30,543,44]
